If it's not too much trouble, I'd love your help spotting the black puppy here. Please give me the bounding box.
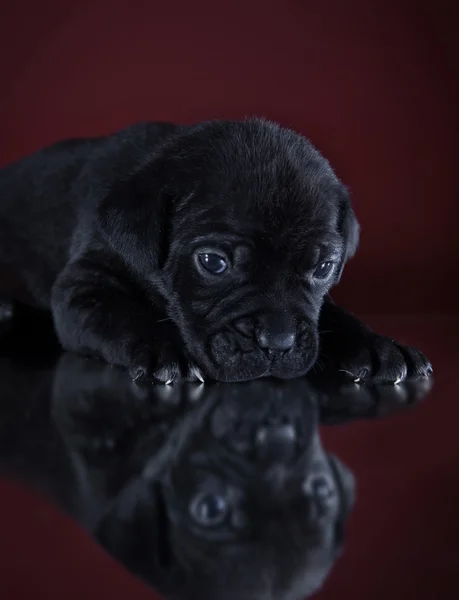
[0,119,432,383]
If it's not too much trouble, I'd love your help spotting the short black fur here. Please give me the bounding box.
[0,119,432,383]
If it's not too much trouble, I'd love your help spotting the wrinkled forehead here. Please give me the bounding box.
[167,119,344,253]
[174,172,343,260]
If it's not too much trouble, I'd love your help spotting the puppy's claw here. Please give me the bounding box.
[188,365,205,383]
[131,366,147,382]
[353,377,361,384]
[153,362,181,385]
[393,377,403,385]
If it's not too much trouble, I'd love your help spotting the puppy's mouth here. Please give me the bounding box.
[200,319,318,383]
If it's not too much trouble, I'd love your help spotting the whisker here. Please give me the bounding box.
[338,368,355,378]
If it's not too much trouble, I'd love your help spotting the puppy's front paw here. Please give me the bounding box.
[128,343,205,385]
[333,334,433,384]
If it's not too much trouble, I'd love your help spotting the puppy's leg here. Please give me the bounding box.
[51,261,203,384]
[318,296,432,384]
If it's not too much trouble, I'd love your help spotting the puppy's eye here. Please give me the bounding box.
[313,261,334,279]
[189,491,229,526]
[198,253,228,275]
[302,474,336,502]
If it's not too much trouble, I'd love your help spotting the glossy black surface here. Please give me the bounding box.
[0,324,432,600]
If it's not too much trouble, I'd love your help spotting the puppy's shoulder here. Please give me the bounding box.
[76,121,181,192]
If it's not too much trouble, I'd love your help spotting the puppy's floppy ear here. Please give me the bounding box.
[95,478,176,583]
[335,186,360,283]
[97,163,172,275]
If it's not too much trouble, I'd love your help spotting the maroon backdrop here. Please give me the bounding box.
[1,0,457,313]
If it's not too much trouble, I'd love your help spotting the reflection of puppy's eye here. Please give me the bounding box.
[313,261,334,279]
[189,492,229,526]
[303,474,336,501]
[198,252,228,275]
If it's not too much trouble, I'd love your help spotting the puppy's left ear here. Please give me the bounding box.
[97,163,172,276]
[335,186,360,283]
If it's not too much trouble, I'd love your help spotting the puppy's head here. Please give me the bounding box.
[99,119,359,381]
[94,380,356,600]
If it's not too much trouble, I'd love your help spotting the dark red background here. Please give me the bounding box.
[1,1,458,599]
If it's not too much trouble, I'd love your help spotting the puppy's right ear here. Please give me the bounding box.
[97,164,172,275]
[335,186,360,283]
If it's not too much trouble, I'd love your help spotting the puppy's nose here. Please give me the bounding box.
[255,314,296,352]
[255,422,297,463]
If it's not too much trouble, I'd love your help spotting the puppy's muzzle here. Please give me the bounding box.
[207,311,318,381]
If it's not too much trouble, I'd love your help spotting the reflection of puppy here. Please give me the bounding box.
[0,120,432,383]
[51,355,355,600]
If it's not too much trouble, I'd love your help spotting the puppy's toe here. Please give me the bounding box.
[186,364,206,383]
[398,344,433,379]
[152,362,182,385]
[130,363,149,382]
[129,343,155,382]
[337,347,373,383]
[369,337,408,384]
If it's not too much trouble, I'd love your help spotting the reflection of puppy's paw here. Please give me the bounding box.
[128,343,205,385]
[0,298,13,338]
[335,334,433,384]
[0,298,13,323]
[319,376,433,425]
